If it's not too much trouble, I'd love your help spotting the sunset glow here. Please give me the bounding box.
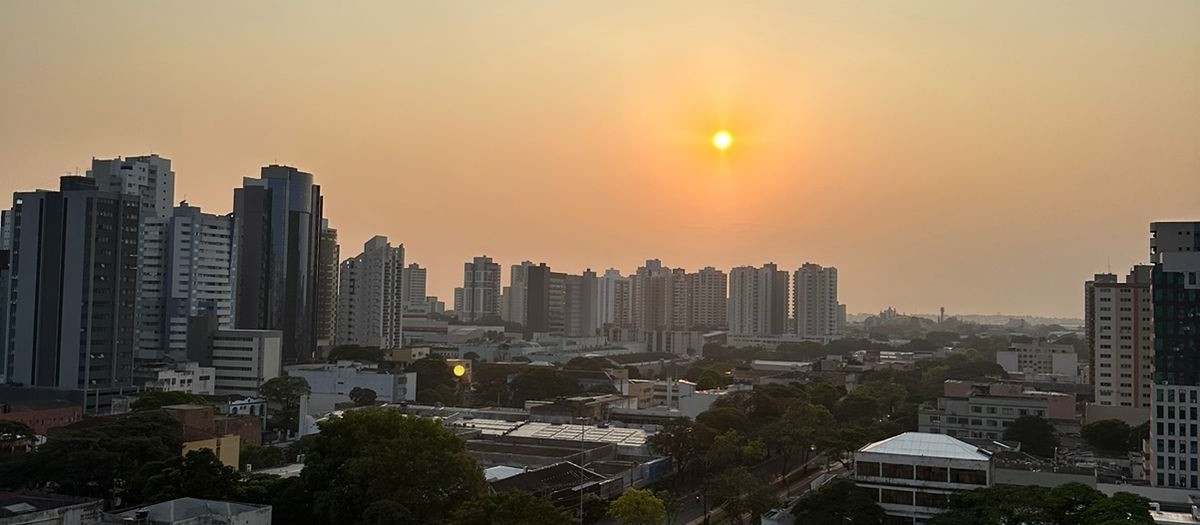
[712,130,733,151]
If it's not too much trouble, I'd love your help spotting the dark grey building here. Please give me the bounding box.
[316,219,339,354]
[232,165,325,363]
[5,176,140,391]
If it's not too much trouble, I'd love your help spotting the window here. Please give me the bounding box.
[881,463,914,479]
[856,461,881,477]
[950,468,988,485]
[880,489,913,506]
[915,465,948,482]
[915,492,948,508]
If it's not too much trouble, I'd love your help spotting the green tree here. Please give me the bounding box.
[0,410,183,502]
[349,387,378,406]
[706,468,777,525]
[408,356,461,405]
[451,491,574,525]
[301,409,486,524]
[928,483,1153,525]
[581,493,610,524]
[647,419,714,483]
[131,391,211,411]
[695,369,725,390]
[1003,415,1060,458]
[608,488,666,525]
[130,449,242,504]
[260,375,312,432]
[653,490,683,525]
[792,478,885,525]
[1082,419,1133,453]
[806,381,844,411]
[240,444,287,470]
[0,421,34,454]
[762,402,834,477]
[834,393,880,425]
[695,406,751,435]
[510,368,581,404]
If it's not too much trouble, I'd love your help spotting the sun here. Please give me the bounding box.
[712,130,733,151]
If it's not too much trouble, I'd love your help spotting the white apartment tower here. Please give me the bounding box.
[727,263,789,336]
[794,263,840,338]
[336,236,405,348]
[459,256,502,322]
[401,263,427,310]
[87,154,175,222]
[1086,266,1154,408]
[503,261,534,325]
[136,203,234,361]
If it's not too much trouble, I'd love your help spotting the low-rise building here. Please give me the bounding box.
[0,491,102,525]
[102,498,271,525]
[996,339,1080,383]
[133,361,216,395]
[285,361,417,414]
[0,400,82,436]
[187,317,282,396]
[854,432,992,524]
[918,380,1077,440]
[162,404,257,465]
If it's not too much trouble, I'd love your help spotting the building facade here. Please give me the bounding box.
[1085,266,1154,408]
[401,263,427,310]
[794,263,839,338]
[336,236,405,349]
[458,256,501,322]
[727,263,788,336]
[315,219,339,352]
[995,339,1079,382]
[285,361,416,413]
[687,267,727,331]
[596,268,632,330]
[6,177,140,390]
[854,432,992,525]
[86,154,175,223]
[917,380,1076,441]
[136,204,234,361]
[1149,221,1200,488]
[231,165,324,363]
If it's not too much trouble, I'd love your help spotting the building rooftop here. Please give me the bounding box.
[507,422,648,448]
[859,432,991,461]
[485,465,526,481]
[0,491,97,518]
[112,498,268,522]
[0,399,78,412]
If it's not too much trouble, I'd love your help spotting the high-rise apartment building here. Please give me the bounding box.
[1085,266,1154,408]
[1147,221,1200,488]
[794,263,840,338]
[631,260,691,331]
[6,177,140,390]
[727,263,788,336]
[336,236,405,349]
[503,261,534,325]
[315,220,339,351]
[458,256,501,322]
[0,210,12,381]
[525,263,568,337]
[136,203,234,361]
[231,165,325,362]
[401,263,427,310]
[596,269,632,329]
[687,267,727,330]
[565,269,598,337]
[87,154,175,222]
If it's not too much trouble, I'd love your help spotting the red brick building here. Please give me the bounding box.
[0,400,83,435]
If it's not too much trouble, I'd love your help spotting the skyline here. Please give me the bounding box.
[3,1,1199,318]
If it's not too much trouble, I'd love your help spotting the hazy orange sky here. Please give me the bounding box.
[2,1,1198,318]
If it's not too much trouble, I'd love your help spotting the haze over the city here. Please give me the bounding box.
[2,1,1197,318]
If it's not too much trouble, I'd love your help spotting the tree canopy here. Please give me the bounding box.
[609,488,666,525]
[349,387,378,406]
[1082,419,1137,453]
[451,491,573,525]
[299,409,486,524]
[792,478,885,525]
[131,390,211,411]
[928,483,1153,525]
[1003,415,1060,458]
[129,449,242,505]
[510,368,582,404]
